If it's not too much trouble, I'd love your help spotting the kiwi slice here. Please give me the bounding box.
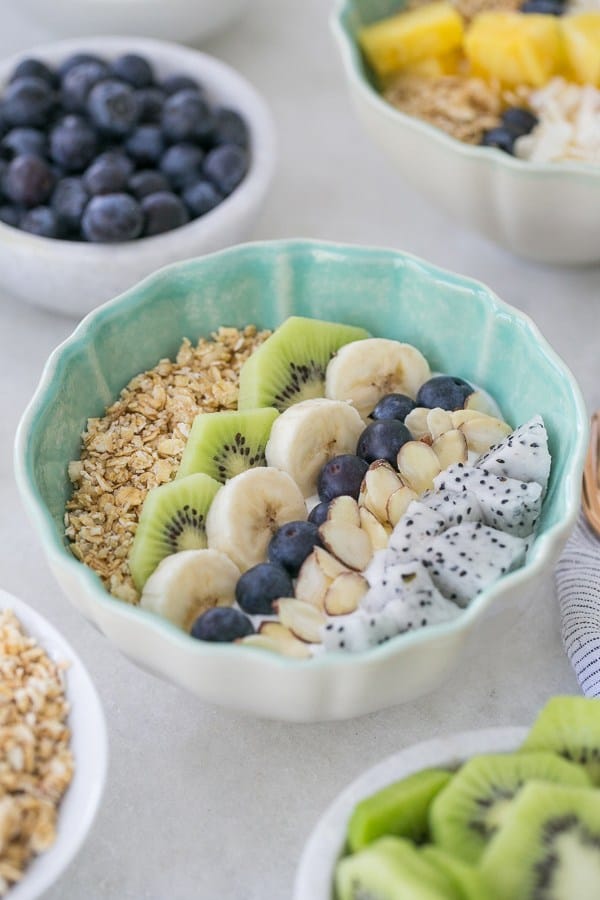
[522,696,600,786]
[348,768,452,853]
[481,782,600,900]
[177,408,279,482]
[429,751,591,864]
[129,473,221,591]
[237,316,369,412]
[335,837,456,900]
[420,847,494,900]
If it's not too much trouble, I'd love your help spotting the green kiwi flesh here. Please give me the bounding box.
[177,407,279,482]
[335,837,459,900]
[429,751,591,864]
[522,696,600,786]
[420,846,496,900]
[237,316,369,412]
[481,782,600,899]
[347,768,452,853]
[129,473,221,591]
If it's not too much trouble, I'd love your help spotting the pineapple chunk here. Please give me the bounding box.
[465,12,563,88]
[562,13,600,86]
[358,2,464,80]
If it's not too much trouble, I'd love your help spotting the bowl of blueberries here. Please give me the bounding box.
[0,36,276,317]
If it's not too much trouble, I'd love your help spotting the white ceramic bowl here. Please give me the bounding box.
[294,726,527,900]
[331,0,600,265]
[0,36,276,318]
[0,590,107,900]
[14,0,248,44]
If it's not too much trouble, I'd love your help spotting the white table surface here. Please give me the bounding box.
[1,2,598,898]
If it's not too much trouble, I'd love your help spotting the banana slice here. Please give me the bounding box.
[206,466,306,571]
[140,548,240,631]
[325,338,431,419]
[265,398,364,496]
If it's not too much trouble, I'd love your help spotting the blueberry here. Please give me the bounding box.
[1,127,47,159]
[19,206,60,238]
[190,607,254,642]
[49,115,97,172]
[136,86,165,124]
[51,177,88,231]
[160,142,204,189]
[3,77,56,128]
[0,205,19,227]
[110,54,154,89]
[317,454,369,502]
[235,563,294,616]
[162,74,202,96]
[125,125,165,165]
[521,0,564,12]
[11,59,57,87]
[4,154,55,207]
[83,151,134,195]
[502,106,538,137]
[87,79,139,136]
[211,107,249,148]
[128,168,170,199]
[356,421,412,467]
[81,193,143,242]
[161,89,214,144]
[371,393,416,423]
[268,521,321,577]
[416,375,474,411]
[58,53,106,79]
[204,144,248,195]
[308,501,330,527]
[480,127,517,155]
[141,191,189,236]
[182,180,223,217]
[61,61,110,112]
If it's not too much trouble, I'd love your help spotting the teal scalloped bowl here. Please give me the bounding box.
[14,241,587,721]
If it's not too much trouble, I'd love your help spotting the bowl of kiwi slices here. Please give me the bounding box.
[14,240,587,721]
[295,696,600,899]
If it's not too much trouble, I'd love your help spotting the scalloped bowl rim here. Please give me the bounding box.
[294,725,528,900]
[0,590,108,900]
[330,0,600,181]
[0,35,277,257]
[14,238,587,674]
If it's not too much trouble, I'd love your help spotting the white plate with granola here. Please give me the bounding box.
[0,591,107,900]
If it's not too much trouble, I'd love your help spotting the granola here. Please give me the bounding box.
[65,326,270,604]
[0,610,74,896]
[384,72,503,143]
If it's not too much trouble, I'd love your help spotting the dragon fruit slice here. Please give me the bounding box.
[419,489,483,527]
[421,521,526,607]
[434,463,542,538]
[321,561,461,652]
[387,503,446,558]
[475,415,551,493]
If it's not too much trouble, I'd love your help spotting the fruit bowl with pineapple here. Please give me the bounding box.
[332,0,600,263]
[15,240,586,721]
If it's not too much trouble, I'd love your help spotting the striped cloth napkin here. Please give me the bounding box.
[556,514,600,697]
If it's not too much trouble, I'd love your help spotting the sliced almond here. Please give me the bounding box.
[295,551,331,609]
[404,407,430,441]
[386,486,418,526]
[432,429,468,469]
[361,461,403,523]
[313,546,351,579]
[426,408,453,441]
[327,494,361,528]
[396,441,442,495]
[324,572,368,615]
[359,506,390,552]
[451,409,487,429]
[459,416,512,454]
[319,521,373,571]
[275,598,326,643]
[238,630,311,659]
[464,390,501,418]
